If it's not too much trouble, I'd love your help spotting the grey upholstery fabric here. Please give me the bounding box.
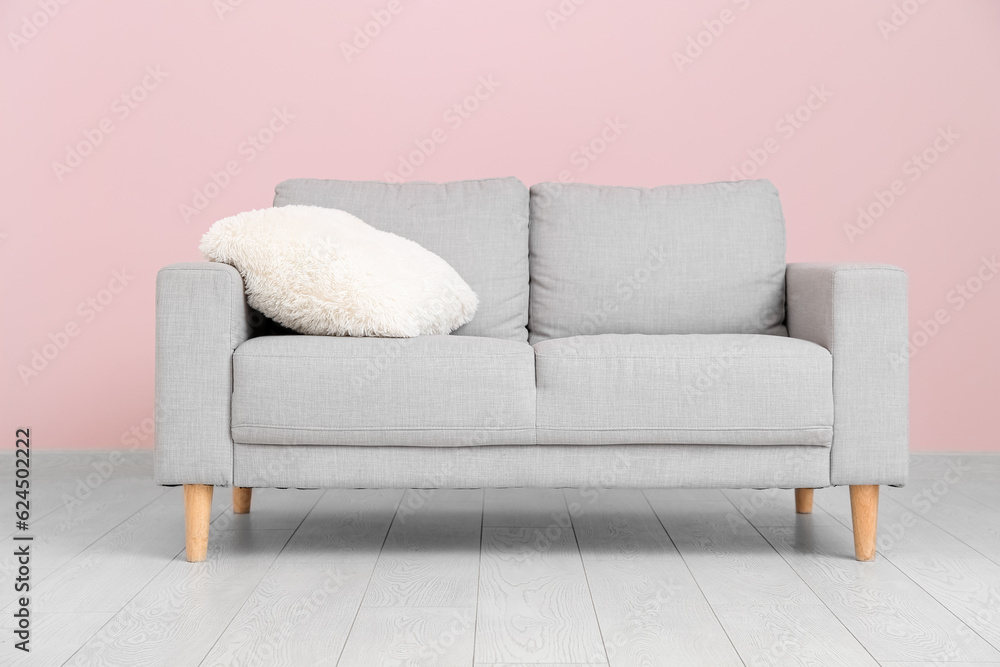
[154,182,909,491]
[534,334,833,446]
[786,263,909,486]
[232,335,536,446]
[528,180,787,343]
[154,263,254,485]
[274,177,529,342]
[233,443,830,489]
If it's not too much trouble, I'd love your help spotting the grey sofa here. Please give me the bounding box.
[155,177,908,563]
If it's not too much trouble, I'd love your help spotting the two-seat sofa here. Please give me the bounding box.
[155,177,908,563]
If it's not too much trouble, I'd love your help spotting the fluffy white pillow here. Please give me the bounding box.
[199,205,478,337]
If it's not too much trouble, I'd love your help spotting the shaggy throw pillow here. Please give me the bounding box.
[199,205,478,337]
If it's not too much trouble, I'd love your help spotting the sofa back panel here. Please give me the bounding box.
[527,180,787,343]
[275,177,529,342]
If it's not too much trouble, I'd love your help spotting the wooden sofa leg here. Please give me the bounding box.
[233,487,252,514]
[184,484,213,562]
[850,485,879,562]
[794,488,814,514]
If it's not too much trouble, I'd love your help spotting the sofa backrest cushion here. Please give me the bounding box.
[528,179,787,343]
[275,177,529,342]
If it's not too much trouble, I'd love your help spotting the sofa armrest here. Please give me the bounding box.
[154,262,254,485]
[786,263,908,486]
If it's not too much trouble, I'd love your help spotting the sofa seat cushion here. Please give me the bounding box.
[232,335,535,446]
[534,334,833,446]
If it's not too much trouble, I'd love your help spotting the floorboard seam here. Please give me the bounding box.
[639,489,747,667]
[334,488,405,667]
[196,489,327,666]
[564,489,611,666]
[814,492,1000,657]
[472,488,485,665]
[729,492,882,666]
[57,490,177,666]
[881,492,1000,567]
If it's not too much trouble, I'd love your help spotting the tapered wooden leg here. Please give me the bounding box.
[184,484,213,562]
[795,488,814,514]
[850,485,879,562]
[233,487,252,514]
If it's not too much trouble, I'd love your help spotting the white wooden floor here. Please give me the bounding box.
[2,453,999,666]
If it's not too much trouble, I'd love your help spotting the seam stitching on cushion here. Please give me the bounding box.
[535,426,832,431]
[234,353,531,360]
[232,425,537,431]
[532,355,826,359]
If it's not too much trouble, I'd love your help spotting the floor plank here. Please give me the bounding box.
[212,487,324,532]
[879,663,1000,666]
[338,607,477,667]
[62,529,294,666]
[0,478,168,581]
[0,451,155,517]
[759,520,1000,662]
[201,560,374,666]
[484,488,570,528]
[816,486,1000,652]
[907,453,998,481]
[0,452,998,665]
[645,493,820,605]
[27,489,223,613]
[566,489,678,562]
[954,477,1000,513]
[883,483,1000,565]
[276,488,402,564]
[721,488,842,527]
[0,612,114,667]
[586,558,742,666]
[714,604,878,666]
[476,527,606,664]
[363,489,483,607]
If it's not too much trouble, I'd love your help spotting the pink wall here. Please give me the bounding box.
[3,1,998,452]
